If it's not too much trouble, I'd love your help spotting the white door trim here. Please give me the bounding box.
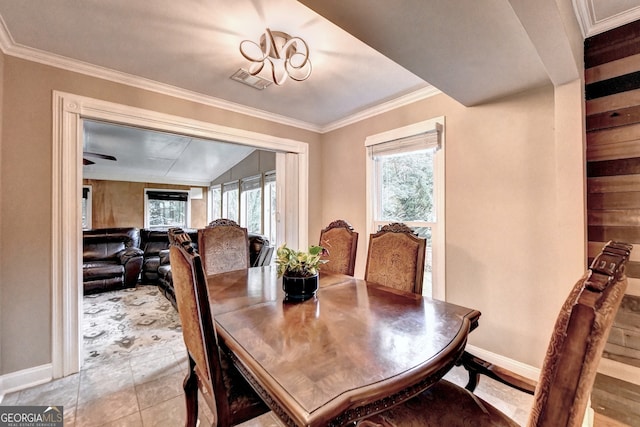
[51,91,309,377]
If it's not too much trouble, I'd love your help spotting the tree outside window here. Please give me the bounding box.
[148,200,186,227]
[210,185,221,222]
[222,181,239,223]
[241,175,262,234]
[380,150,434,223]
[145,190,189,228]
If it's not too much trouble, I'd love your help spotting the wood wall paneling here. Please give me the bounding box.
[588,157,640,176]
[586,22,640,377]
[585,19,640,68]
[585,71,640,100]
[83,179,208,229]
[585,53,640,84]
[588,192,640,210]
[587,88,640,116]
[587,105,640,132]
[588,175,640,193]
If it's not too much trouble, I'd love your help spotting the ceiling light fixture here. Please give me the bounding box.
[239,28,312,86]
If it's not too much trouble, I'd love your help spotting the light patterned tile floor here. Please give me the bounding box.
[0,296,624,426]
[0,347,534,427]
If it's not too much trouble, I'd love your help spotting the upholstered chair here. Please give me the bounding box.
[364,222,426,294]
[318,219,358,276]
[198,219,250,276]
[169,240,270,427]
[358,241,632,427]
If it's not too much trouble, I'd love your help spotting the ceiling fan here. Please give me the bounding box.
[83,151,117,165]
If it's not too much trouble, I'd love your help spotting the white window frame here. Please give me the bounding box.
[365,116,445,300]
[144,188,191,229]
[82,185,92,230]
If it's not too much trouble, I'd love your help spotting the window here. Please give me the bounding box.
[240,175,262,234]
[263,171,277,244]
[209,184,221,223]
[366,118,445,298]
[145,189,189,228]
[210,171,277,243]
[222,181,239,222]
[82,185,92,229]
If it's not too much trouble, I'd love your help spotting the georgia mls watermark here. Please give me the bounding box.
[0,406,63,427]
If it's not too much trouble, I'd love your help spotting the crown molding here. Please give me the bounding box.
[0,16,323,133]
[321,86,441,133]
[573,0,640,38]
[0,15,438,134]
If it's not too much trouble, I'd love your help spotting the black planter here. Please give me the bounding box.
[282,273,319,302]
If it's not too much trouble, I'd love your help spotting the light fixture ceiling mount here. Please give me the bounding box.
[240,28,312,86]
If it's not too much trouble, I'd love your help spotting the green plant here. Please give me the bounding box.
[276,244,328,278]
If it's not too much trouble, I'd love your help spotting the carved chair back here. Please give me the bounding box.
[169,241,231,425]
[365,222,426,294]
[199,219,250,276]
[318,219,358,276]
[170,232,269,426]
[168,227,194,248]
[527,241,632,426]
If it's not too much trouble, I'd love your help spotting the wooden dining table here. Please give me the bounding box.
[206,265,481,427]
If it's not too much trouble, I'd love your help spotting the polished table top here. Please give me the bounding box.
[207,266,481,427]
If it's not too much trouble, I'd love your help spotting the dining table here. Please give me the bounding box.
[206,265,481,427]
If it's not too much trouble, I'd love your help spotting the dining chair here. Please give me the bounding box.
[364,222,426,294]
[198,219,250,276]
[318,219,358,276]
[358,241,632,427]
[169,239,270,427]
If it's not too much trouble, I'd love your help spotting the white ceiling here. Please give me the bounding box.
[83,120,255,186]
[1,0,640,184]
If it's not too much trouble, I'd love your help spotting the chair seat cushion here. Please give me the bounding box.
[358,379,519,427]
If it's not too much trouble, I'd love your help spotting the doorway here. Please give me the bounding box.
[52,91,310,378]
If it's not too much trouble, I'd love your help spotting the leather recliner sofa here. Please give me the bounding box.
[82,227,144,294]
[140,228,199,283]
[83,226,274,308]
[140,228,199,306]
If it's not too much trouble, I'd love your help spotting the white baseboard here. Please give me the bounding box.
[465,344,541,381]
[0,364,53,401]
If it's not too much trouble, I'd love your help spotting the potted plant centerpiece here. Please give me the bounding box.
[276,244,328,301]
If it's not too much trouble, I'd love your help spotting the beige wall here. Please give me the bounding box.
[83,180,209,229]
[0,53,585,376]
[0,50,4,379]
[319,84,585,367]
[0,56,321,375]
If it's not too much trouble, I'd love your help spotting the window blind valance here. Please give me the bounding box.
[368,124,442,158]
[223,181,239,192]
[146,190,188,202]
[241,175,262,191]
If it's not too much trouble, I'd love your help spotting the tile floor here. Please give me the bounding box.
[0,325,626,427]
[1,337,534,427]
